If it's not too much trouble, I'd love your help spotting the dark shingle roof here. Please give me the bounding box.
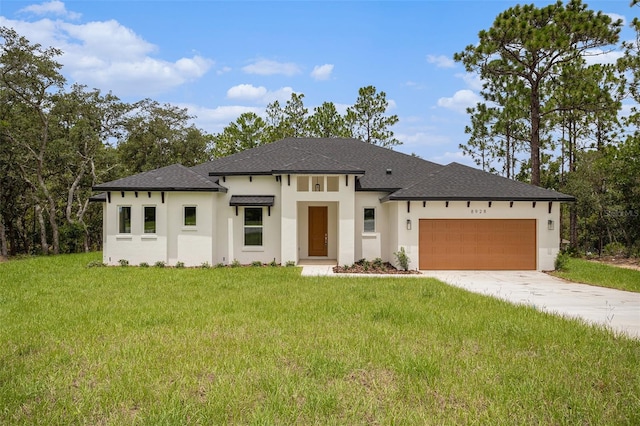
[192,137,443,191]
[93,164,225,192]
[385,162,575,202]
[229,195,275,206]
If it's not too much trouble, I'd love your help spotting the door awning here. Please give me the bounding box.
[229,195,275,206]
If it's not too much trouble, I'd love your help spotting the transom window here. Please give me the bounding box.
[118,206,131,234]
[364,208,376,232]
[244,207,263,246]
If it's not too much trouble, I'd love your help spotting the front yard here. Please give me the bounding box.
[1,253,638,424]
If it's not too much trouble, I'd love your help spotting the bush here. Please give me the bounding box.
[251,261,263,267]
[154,261,166,268]
[394,247,410,271]
[215,263,225,268]
[118,259,129,267]
[175,261,185,269]
[285,260,296,267]
[86,260,106,268]
[555,251,571,272]
[603,242,627,257]
[269,259,278,267]
[139,262,149,268]
[230,259,241,268]
[200,262,211,269]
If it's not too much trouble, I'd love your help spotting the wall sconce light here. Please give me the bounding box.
[315,183,320,191]
[406,219,412,230]
[547,220,554,230]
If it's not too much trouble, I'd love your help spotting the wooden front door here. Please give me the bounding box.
[308,206,328,256]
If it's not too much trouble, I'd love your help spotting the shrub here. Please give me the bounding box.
[118,259,129,267]
[86,260,106,268]
[251,261,263,267]
[139,262,149,268]
[394,247,410,271]
[604,242,627,257]
[555,251,571,272]
[154,261,166,268]
[269,259,278,267]
[285,260,296,267]
[231,259,241,268]
[200,262,211,269]
[372,258,384,269]
[215,263,225,268]
[175,261,185,269]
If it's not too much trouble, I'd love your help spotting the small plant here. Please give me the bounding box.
[269,259,278,267]
[86,260,106,268]
[139,262,149,268]
[154,261,166,268]
[285,260,296,267]
[118,259,129,267]
[175,261,185,269]
[200,262,211,269]
[603,242,627,257]
[394,247,410,271]
[555,251,571,272]
[215,262,225,268]
[251,260,263,267]
[231,259,241,268]
[372,258,384,269]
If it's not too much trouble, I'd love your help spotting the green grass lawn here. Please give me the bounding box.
[1,253,639,425]
[552,257,640,293]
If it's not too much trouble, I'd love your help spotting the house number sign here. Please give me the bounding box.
[470,209,487,214]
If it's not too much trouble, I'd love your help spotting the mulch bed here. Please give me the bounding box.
[333,261,420,275]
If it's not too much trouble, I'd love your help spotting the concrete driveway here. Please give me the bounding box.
[420,271,640,339]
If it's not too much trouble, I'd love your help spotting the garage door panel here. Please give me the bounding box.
[419,219,536,270]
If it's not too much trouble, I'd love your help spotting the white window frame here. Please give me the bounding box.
[143,205,157,234]
[118,205,132,234]
[363,207,376,233]
[183,205,197,229]
[243,207,264,248]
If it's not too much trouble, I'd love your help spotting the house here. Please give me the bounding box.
[92,137,574,270]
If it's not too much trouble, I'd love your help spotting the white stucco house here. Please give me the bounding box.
[92,137,574,270]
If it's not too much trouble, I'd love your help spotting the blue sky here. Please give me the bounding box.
[1,0,636,165]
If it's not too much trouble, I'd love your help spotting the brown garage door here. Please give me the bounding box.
[419,219,536,270]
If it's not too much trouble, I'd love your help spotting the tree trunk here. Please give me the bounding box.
[35,204,49,254]
[0,214,8,257]
[530,82,541,186]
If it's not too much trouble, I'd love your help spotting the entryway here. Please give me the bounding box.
[308,206,328,256]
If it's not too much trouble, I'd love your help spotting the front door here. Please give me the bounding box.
[308,206,328,256]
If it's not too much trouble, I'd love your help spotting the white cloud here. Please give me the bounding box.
[182,104,264,134]
[227,84,268,101]
[583,48,624,66]
[226,84,294,105]
[457,72,484,91]
[19,0,81,20]
[437,89,481,114]
[605,13,626,27]
[428,151,474,167]
[426,54,455,68]
[242,59,301,76]
[0,13,213,98]
[310,64,334,80]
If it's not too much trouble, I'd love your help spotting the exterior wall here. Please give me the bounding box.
[394,200,562,271]
[281,174,356,265]
[354,191,389,261]
[102,191,216,266]
[216,175,282,265]
[166,192,215,267]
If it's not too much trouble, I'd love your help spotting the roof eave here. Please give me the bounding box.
[382,195,576,202]
[91,186,225,193]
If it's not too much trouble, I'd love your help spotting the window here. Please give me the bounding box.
[144,206,156,234]
[327,176,339,192]
[297,176,309,192]
[118,206,131,234]
[244,207,263,246]
[311,176,324,192]
[184,206,197,227]
[364,208,375,232]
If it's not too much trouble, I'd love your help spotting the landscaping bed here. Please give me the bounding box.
[333,258,420,275]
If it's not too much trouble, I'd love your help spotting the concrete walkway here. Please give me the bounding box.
[300,265,640,339]
[420,271,640,339]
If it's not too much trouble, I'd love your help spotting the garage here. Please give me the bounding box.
[419,219,536,270]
